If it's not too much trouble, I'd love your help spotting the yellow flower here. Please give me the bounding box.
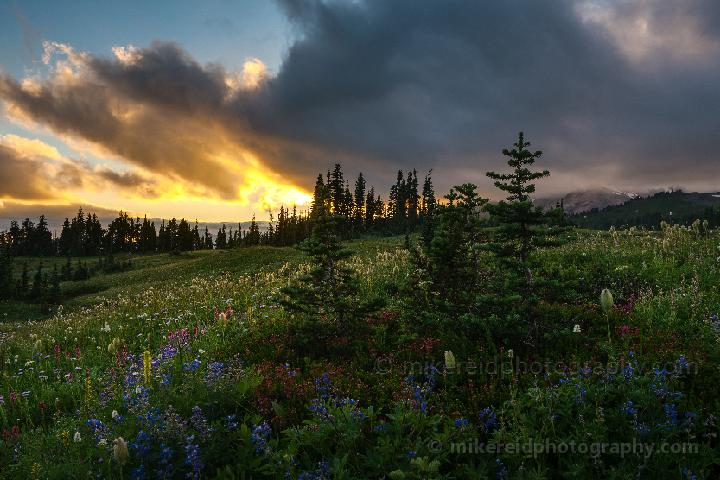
[31,462,42,480]
[84,376,93,407]
[143,350,152,385]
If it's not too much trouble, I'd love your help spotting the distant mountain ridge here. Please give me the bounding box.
[569,190,720,229]
[536,187,638,214]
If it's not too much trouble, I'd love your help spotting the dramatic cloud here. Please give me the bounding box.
[1,0,719,207]
[0,134,159,202]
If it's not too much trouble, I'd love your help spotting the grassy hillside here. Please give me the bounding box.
[571,191,720,229]
[1,249,296,323]
[1,231,719,478]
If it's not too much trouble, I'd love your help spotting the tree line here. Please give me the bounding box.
[0,164,436,258]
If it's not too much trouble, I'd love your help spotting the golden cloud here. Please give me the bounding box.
[0,42,311,219]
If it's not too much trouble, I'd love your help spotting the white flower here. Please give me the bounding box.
[444,351,456,370]
[573,324,582,333]
[73,431,82,443]
[111,410,119,420]
[113,437,129,465]
[98,438,108,446]
[101,322,111,333]
[600,289,614,313]
[507,349,514,359]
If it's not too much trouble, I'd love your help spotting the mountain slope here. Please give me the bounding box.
[570,191,720,229]
[537,188,636,214]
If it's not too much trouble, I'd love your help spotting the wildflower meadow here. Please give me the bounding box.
[1,222,719,478]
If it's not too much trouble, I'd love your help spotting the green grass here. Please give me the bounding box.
[1,236,405,323]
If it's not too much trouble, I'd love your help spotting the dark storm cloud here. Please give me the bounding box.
[1,0,720,196]
[258,0,720,192]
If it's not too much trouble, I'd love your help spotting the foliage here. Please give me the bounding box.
[412,183,489,311]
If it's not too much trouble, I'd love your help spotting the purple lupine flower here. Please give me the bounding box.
[455,418,471,428]
[250,421,272,454]
[184,435,203,480]
[480,407,498,431]
[622,401,637,416]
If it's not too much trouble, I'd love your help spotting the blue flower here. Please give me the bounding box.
[224,414,238,431]
[480,407,497,431]
[157,443,174,478]
[496,458,508,480]
[682,468,698,480]
[130,463,145,480]
[184,435,202,479]
[622,400,637,416]
[454,418,471,428]
[205,361,225,383]
[251,421,272,454]
[622,362,634,381]
[183,359,202,372]
[662,403,678,428]
[676,355,689,373]
[298,461,330,480]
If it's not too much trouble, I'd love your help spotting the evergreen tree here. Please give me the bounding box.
[58,218,72,255]
[354,173,366,226]
[215,225,227,249]
[485,131,550,271]
[8,221,21,256]
[419,184,488,310]
[192,221,202,250]
[329,164,345,215]
[484,132,563,342]
[407,170,420,223]
[177,219,194,251]
[420,170,437,247]
[311,174,331,219]
[365,187,376,227]
[421,170,436,216]
[139,216,157,253]
[166,218,179,251]
[246,215,261,246]
[158,221,170,252]
[281,192,382,354]
[203,227,213,249]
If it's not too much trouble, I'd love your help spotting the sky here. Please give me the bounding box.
[1,0,719,223]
